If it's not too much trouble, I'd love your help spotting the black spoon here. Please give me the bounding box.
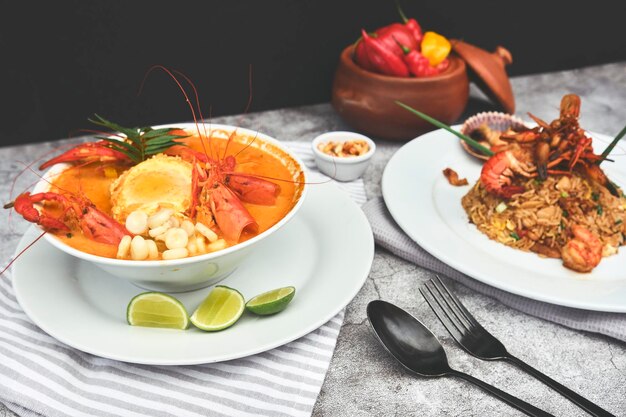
[367,300,554,417]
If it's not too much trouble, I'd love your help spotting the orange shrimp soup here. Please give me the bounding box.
[43,129,305,259]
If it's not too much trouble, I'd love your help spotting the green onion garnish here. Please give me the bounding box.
[395,101,495,157]
[597,205,603,215]
[591,192,600,201]
[615,219,623,225]
[599,124,626,164]
[510,232,520,241]
[562,210,569,218]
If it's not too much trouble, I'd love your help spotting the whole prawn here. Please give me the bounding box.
[561,225,602,273]
[3,65,296,270]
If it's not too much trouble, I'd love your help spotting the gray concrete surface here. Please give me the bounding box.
[312,63,626,417]
[1,62,625,416]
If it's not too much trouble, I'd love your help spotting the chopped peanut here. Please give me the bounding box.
[318,139,370,157]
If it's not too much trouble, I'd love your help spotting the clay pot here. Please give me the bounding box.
[331,45,469,141]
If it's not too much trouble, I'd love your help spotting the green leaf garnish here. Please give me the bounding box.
[509,232,520,241]
[89,114,189,163]
[598,123,626,164]
[395,101,495,157]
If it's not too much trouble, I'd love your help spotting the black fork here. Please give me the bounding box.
[419,276,615,417]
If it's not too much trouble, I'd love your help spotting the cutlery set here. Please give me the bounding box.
[367,276,615,417]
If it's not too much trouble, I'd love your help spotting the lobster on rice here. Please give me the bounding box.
[462,94,626,273]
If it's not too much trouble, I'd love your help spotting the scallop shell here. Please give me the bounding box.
[459,112,528,160]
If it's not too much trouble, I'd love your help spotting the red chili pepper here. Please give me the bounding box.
[395,40,435,77]
[361,29,409,77]
[353,38,375,71]
[397,4,423,44]
[405,19,423,44]
[435,59,450,73]
[375,23,418,56]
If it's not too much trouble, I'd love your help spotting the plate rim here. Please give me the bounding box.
[12,183,374,365]
[382,126,626,312]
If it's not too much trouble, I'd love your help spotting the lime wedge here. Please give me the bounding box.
[190,286,245,331]
[127,292,189,330]
[246,286,296,316]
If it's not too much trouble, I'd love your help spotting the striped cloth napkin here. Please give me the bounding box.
[362,197,626,343]
[0,142,367,417]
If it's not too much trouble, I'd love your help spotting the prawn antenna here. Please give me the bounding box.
[234,64,255,130]
[0,231,46,277]
[17,162,73,196]
[227,65,256,160]
[232,131,260,159]
[244,64,253,115]
[172,69,213,160]
[138,65,209,157]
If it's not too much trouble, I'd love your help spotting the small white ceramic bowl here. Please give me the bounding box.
[311,131,376,181]
[32,123,307,293]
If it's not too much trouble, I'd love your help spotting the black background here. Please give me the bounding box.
[2,0,625,146]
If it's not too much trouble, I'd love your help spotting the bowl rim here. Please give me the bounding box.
[311,131,376,165]
[34,123,308,268]
[340,45,466,84]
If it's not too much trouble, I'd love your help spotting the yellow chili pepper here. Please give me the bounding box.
[420,31,451,66]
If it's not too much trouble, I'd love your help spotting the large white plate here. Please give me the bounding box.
[12,183,374,365]
[382,127,626,312]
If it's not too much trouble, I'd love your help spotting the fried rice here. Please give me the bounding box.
[462,174,626,259]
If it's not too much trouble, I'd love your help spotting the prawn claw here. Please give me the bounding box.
[9,192,128,245]
[480,150,530,199]
[39,141,131,170]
